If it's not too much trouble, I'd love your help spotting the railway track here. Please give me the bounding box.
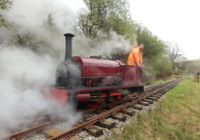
[9,78,182,140]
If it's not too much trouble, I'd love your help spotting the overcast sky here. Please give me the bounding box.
[129,0,200,60]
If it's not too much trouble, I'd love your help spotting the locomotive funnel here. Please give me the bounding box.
[64,33,75,60]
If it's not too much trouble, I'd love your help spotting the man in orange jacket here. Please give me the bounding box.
[127,44,144,67]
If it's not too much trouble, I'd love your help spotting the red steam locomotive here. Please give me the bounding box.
[47,33,144,106]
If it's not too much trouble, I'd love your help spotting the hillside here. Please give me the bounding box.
[176,59,200,73]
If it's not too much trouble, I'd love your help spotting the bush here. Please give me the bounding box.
[153,55,173,78]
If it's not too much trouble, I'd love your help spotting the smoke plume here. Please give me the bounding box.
[74,31,132,57]
[0,46,82,139]
[0,0,86,139]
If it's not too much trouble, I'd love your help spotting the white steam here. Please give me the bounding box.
[74,31,132,57]
[0,0,87,139]
[2,0,89,59]
[3,0,88,33]
[0,47,81,139]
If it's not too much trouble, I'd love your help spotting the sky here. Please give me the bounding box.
[129,0,200,60]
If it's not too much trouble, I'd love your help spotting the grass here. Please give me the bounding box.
[146,75,177,88]
[105,79,200,140]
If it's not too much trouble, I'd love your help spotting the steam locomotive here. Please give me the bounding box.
[47,33,144,106]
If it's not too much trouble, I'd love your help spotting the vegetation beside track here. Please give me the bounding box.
[146,75,177,88]
[106,79,200,140]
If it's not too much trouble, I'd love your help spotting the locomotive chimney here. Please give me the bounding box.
[64,33,75,60]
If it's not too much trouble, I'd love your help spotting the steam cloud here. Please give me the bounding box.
[3,0,88,33]
[0,46,82,139]
[0,0,86,139]
[74,31,132,57]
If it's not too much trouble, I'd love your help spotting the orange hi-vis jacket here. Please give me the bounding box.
[127,47,143,66]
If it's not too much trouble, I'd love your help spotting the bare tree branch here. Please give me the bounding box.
[167,42,182,62]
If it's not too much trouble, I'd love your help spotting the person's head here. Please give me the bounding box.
[138,44,144,51]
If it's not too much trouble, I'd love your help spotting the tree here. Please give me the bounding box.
[134,24,175,80]
[135,24,165,59]
[167,42,182,62]
[0,0,11,10]
[166,42,183,71]
[0,0,12,27]
[79,0,133,38]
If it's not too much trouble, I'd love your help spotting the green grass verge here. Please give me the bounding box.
[106,79,200,140]
[146,75,177,89]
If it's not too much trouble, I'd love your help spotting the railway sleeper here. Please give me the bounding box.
[147,97,158,100]
[96,118,116,129]
[138,101,149,106]
[121,107,135,116]
[152,95,162,98]
[143,99,154,104]
[44,128,63,138]
[152,96,161,99]
[85,125,103,137]
[111,113,127,122]
[132,104,143,110]
[155,93,163,96]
